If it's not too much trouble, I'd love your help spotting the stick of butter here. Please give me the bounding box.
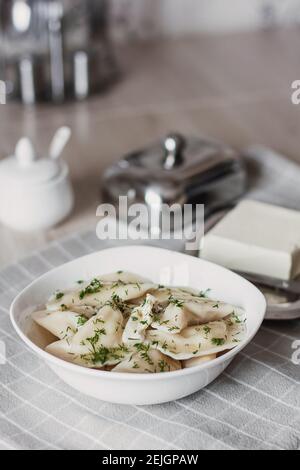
[200,200,300,281]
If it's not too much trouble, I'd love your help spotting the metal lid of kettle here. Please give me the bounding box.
[0,127,71,185]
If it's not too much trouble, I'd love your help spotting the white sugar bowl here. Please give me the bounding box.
[0,128,74,232]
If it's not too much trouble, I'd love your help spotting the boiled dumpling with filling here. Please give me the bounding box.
[183,298,243,323]
[46,304,128,367]
[123,294,156,344]
[151,286,206,304]
[151,303,196,334]
[112,348,181,374]
[151,297,244,334]
[32,310,86,340]
[47,280,156,312]
[151,288,243,325]
[146,314,245,360]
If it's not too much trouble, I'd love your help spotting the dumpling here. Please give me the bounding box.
[112,348,181,374]
[183,298,243,323]
[46,305,128,367]
[122,294,156,344]
[46,339,81,364]
[151,297,244,335]
[55,305,98,318]
[47,281,156,312]
[151,286,208,304]
[71,305,123,347]
[151,304,196,334]
[151,287,243,324]
[182,353,217,368]
[32,310,85,340]
[146,315,245,360]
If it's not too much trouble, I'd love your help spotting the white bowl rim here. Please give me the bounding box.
[10,245,267,381]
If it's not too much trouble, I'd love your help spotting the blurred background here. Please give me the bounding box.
[0,0,300,265]
[111,0,300,37]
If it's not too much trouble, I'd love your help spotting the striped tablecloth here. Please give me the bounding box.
[0,147,299,450]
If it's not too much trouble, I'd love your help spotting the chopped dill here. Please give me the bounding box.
[106,293,127,313]
[168,296,184,308]
[231,312,242,324]
[211,338,225,346]
[198,289,211,298]
[168,326,180,332]
[203,325,211,336]
[77,315,88,326]
[134,343,154,365]
[79,279,103,299]
[158,360,170,372]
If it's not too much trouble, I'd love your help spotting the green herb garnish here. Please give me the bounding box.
[203,325,211,336]
[77,315,88,327]
[198,289,211,298]
[158,360,170,372]
[79,279,103,300]
[134,343,154,365]
[168,326,180,332]
[106,293,127,313]
[86,328,106,347]
[231,312,242,324]
[211,338,225,346]
[168,296,184,308]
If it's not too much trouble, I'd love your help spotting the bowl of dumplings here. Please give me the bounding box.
[10,246,266,405]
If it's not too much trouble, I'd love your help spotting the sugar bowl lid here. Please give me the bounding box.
[0,138,61,185]
[0,128,72,185]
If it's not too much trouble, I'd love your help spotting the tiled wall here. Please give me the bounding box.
[111,0,300,39]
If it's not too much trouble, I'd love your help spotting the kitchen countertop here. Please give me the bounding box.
[0,27,300,267]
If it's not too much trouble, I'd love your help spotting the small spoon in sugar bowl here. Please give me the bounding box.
[49,126,71,160]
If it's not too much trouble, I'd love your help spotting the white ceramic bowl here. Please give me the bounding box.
[10,246,266,405]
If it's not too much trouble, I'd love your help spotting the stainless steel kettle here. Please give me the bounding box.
[0,0,117,103]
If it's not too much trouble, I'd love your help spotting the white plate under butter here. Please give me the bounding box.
[10,246,266,405]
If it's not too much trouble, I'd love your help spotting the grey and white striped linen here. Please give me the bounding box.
[0,147,299,450]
